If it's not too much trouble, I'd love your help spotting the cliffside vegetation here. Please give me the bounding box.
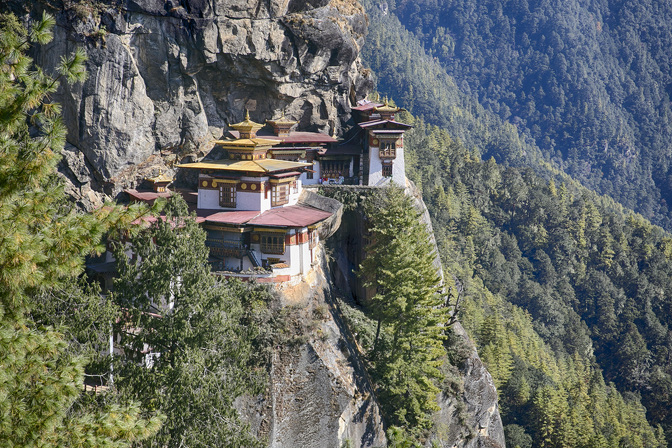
[322,187,468,446]
[110,195,274,448]
[401,110,671,446]
[358,188,450,435]
[0,13,275,447]
[0,12,161,446]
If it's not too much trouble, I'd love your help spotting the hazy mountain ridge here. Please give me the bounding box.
[361,2,672,443]
[371,0,672,229]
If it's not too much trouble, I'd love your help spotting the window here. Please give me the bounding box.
[219,185,236,208]
[379,140,396,158]
[307,165,314,180]
[271,183,289,206]
[382,162,393,178]
[321,160,349,178]
[261,234,285,254]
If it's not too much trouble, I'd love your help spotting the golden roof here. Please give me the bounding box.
[266,111,298,126]
[177,158,310,173]
[215,138,280,149]
[374,97,401,113]
[230,110,264,135]
[146,172,173,183]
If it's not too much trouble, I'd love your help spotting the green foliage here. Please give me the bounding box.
[363,0,672,230]
[401,109,671,446]
[356,188,450,435]
[386,426,423,448]
[112,195,271,448]
[0,11,160,447]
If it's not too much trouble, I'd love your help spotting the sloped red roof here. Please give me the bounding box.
[125,189,173,203]
[352,102,383,111]
[227,130,336,144]
[195,205,332,228]
[196,209,261,225]
[247,205,332,227]
[263,132,336,144]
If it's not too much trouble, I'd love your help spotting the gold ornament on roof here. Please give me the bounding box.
[267,110,298,137]
[231,109,264,138]
[146,170,173,184]
[374,96,401,114]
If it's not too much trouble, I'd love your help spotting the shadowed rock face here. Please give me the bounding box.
[7,0,372,208]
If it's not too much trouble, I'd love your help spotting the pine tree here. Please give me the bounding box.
[112,194,270,447]
[0,12,160,446]
[359,187,449,432]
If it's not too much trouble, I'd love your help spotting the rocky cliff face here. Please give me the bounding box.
[236,245,387,448]
[326,183,506,448]
[7,0,372,208]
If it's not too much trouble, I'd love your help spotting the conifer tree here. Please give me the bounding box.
[112,194,270,448]
[359,187,449,432]
[0,12,160,446]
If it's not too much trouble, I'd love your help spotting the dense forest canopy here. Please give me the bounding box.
[361,6,672,440]
[364,0,672,230]
[402,109,672,446]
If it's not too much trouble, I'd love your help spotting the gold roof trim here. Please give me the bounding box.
[230,110,264,134]
[146,171,173,183]
[178,158,310,173]
[254,227,288,233]
[374,97,402,113]
[266,111,298,126]
[215,138,280,148]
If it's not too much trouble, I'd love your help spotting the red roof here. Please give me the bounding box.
[271,171,302,178]
[227,130,336,144]
[196,209,261,225]
[352,101,383,111]
[264,131,336,144]
[248,205,332,227]
[195,205,332,228]
[125,189,173,203]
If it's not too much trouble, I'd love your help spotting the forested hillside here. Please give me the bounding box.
[402,111,672,446]
[363,0,672,229]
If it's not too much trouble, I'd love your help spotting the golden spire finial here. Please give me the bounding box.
[245,109,250,121]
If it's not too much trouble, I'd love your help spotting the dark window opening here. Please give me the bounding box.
[219,185,236,208]
[261,235,285,254]
[382,163,393,178]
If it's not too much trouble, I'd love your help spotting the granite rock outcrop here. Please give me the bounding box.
[8,0,372,207]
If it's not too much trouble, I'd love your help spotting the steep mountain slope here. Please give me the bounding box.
[402,110,672,446]
[366,0,672,229]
